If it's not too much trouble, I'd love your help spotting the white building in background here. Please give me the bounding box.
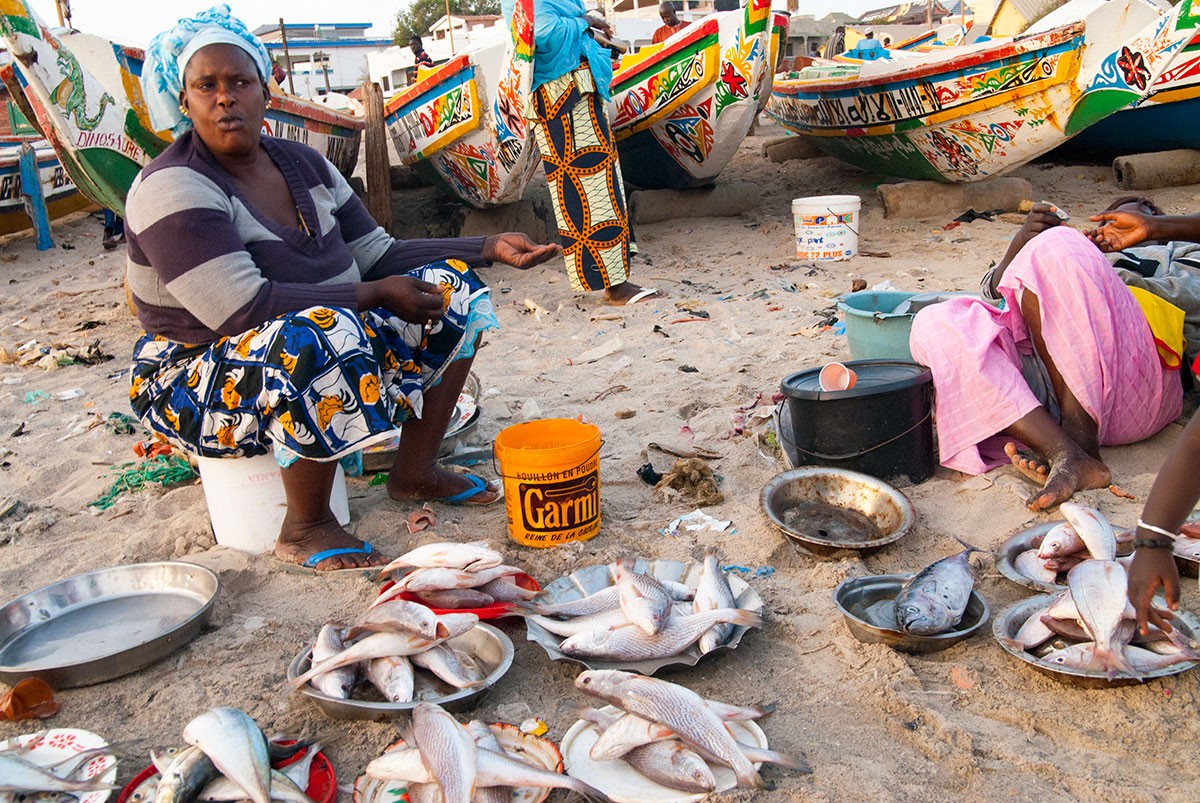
[367,14,509,96]
[253,22,392,97]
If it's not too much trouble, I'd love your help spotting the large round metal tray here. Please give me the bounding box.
[287,623,513,720]
[993,594,1200,688]
[833,573,988,654]
[524,559,763,675]
[560,705,768,803]
[0,562,219,688]
[760,467,915,558]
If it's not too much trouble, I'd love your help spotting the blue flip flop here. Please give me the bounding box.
[280,541,381,576]
[438,473,502,506]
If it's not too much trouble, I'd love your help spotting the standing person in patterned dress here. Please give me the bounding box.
[128,6,560,572]
[506,0,664,305]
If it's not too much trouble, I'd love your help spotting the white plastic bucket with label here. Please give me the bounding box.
[195,453,351,554]
[792,195,861,261]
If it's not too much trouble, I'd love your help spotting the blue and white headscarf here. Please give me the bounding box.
[142,5,272,136]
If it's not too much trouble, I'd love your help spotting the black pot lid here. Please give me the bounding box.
[781,359,932,401]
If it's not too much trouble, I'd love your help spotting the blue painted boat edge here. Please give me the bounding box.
[1051,94,1200,159]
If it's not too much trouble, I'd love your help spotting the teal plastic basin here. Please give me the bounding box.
[837,290,918,361]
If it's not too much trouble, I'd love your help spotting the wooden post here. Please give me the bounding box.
[362,81,392,232]
[19,144,52,250]
[279,18,295,94]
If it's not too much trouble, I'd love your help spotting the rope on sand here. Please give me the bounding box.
[89,454,197,510]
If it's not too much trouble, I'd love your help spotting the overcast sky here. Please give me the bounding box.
[27,0,880,48]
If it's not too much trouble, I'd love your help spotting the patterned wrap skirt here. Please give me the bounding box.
[129,261,497,463]
[529,64,632,293]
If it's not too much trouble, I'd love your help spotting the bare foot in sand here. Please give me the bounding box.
[388,466,500,506]
[275,516,385,571]
[1004,442,1111,511]
[604,281,666,306]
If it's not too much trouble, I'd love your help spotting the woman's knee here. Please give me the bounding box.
[1006,226,1113,286]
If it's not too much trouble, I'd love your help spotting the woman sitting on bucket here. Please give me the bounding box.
[126,6,560,572]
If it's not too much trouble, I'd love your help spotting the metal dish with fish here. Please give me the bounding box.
[353,723,563,803]
[760,467,915,558]
[833,574,989,653]
[559,705,768,803]
[524,559,764,675]
[995,519,1174,593]
[287,623,513,720]
[116,742,336,803]
[0,729,118,803]
[0,562,219,688]
[992,595,1200,688]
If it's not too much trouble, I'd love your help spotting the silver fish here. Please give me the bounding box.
[378,541,503,576]
[405,783,444,803]
[525,608,637,638]
[1014,549,1057,584]
[1009,611,1056,650]
[521,583,693,618]
[348,600,448,641]
[436,612,481,639]
[465,723,510,803]
[366,655,415,702]
[152,745,220,803]
[417,589,494,609]
[476,576,539,603]
[559,608,762,661]
[624,740,716,793]
[0,753,116,793]
[474,739,604,797]
[181,708,271,803]
[1068,560,1138,680]
[575,670,765,789]
[290,631,437,689]
[197,769,314,803]
[279,742,321,790]
[1174,536,1200,560]
[615,557,673,635]
[1060,503,1117,561]
[693,549,737,654]
[411,643,485,688]
[410,703,477,803]
[894,545,977,635]
[365,747,434,783]
[310,624,356,699]
[1036,523,1085,559]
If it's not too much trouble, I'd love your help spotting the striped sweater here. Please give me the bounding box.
[125,132,487,344]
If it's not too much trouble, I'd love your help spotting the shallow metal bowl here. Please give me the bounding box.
[0,562,219,688]
[288,623,513,721]
[525,559,764,675]
[993,595,1200,688]
[761,467,915,558]
[833,573,988,653]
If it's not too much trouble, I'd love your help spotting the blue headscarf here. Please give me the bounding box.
[142,5,273,136]
[502,0,613,98]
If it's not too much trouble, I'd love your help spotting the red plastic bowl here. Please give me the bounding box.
[377,572,540,619]
[117,742,336,803]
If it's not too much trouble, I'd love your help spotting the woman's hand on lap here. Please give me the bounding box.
[358,276,447,324]
[483,232,562,269]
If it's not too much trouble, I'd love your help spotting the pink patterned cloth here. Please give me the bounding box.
[910,226,1182,475]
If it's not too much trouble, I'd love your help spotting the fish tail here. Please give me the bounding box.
[952,535,996,556]
[1100,645,1143,682]
[751,746,812,774]
[569,777,612,802]
[738,766,769,790]
[728,608,765,629]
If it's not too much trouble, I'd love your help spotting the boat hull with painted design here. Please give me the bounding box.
[0,0,363,216]
[609,0,774,190]
[0,140,88,234]
[382,0,537,209]
[764,0,1192,182]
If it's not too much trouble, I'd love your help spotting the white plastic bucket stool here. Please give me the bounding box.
[195,453,351,554]
[792,195,861,261]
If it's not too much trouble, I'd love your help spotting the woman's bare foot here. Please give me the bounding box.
[603,281,665,306]
[1004,442,1112,511]
[388,466,500,506]
[275,515,385,571]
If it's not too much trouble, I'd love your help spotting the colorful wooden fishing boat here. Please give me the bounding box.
[382,0,538,209]
[0,0,364,216]
[0,139,87,235]
[609,0,775,190]
[764,0,1193,182]
[1056,24,1200,158]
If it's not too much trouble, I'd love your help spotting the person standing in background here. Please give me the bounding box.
[652,2,688,44]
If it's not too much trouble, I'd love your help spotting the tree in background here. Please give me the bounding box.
[392,0,502,45]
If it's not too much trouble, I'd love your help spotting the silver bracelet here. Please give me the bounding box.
[1136,519,1179,540]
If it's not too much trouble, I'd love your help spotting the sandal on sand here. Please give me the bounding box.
[279,541,381,577]
[435,473,502,506]
[624,287,661,305]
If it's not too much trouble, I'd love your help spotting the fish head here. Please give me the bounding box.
[574,669,634,702]
[897,594,956,635]
[559,628,614,656]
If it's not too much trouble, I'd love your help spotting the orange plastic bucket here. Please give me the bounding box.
[493,418,602,547]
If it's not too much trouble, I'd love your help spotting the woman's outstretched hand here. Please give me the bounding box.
[1086,210,1152,252]
[483,232,562,269]
[1127,547,1180,635]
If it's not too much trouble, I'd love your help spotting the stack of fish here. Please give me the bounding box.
[363,702,604,801]
[373,541,537,610]
[0,738,117,799]
[520,552,761,661]
[894,540,979,636]
[293,601,488,702]
[1005,508,1200,680]
[146,707,317,803]
[1013,502,1133,584]
[574,670,808,792]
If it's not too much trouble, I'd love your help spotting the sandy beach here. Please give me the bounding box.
[2,119,1199,801]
